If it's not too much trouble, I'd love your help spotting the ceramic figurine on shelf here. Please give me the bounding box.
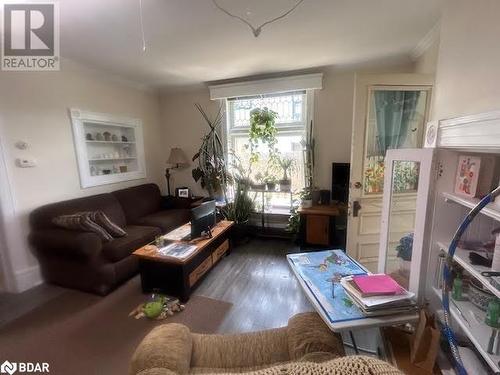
[86,133,93,141]
[111,134,118,142]
[103,131,112,141]
[95,132,104,141]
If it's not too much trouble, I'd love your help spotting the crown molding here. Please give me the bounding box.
[411,22,441,60]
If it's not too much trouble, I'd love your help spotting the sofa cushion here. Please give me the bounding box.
[52,213,114,242]
[102,225,161,262]
[30,193,126,230]
[112,184,163,224]
[88,211,127,237]
[135,209,191,233]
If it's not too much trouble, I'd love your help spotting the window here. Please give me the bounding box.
[226,91,308,212]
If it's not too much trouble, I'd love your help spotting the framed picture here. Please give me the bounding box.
[454,155,481,198]
[176,187,190,198]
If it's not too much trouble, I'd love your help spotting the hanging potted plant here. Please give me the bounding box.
[191,104,229,198]
[247,107,279,163]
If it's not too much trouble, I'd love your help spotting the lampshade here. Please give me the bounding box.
[167,147,188,167]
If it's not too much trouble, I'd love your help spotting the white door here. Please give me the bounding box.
[346,74,433,272]
[378,148,435,301]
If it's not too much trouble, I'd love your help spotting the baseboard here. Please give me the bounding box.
[14,265,42,292]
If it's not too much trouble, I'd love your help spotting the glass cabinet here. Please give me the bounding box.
[378,148,435,300]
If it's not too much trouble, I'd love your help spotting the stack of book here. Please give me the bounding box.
[340,274,417,317]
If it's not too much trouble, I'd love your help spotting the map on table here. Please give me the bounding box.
[287,250,368,323]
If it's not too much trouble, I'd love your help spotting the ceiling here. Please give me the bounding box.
[60,0,443,89]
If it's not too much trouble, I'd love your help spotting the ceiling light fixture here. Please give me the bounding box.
[212,0,305,37]
[139,0,146,52]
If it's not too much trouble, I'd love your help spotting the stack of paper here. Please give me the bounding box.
[340,274,416,317]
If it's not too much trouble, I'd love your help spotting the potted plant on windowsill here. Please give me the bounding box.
[278,156,295,191]
[264,174,277,191]
[251,172,266,190]
[300,187,313,208]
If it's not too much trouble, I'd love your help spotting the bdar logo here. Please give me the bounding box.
[0,360,17,375]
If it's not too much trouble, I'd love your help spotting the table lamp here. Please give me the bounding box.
[166,147,188,196]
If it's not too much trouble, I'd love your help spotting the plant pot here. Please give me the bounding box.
[312,189,321,205]
[398,258,411,278]
[231,222,251,246]
[279,179,291,191]
[301,199,313,208]
[266,182,276,191]
[251,183,265,191]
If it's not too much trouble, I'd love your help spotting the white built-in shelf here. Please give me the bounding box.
[85,140,136,144]
[88,157,137,162]
[437,241,500,299]
[442,192,500,222]
[432,287,500,373]
[70,108,146,188]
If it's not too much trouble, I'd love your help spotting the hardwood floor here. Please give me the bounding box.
[194,237,313,333]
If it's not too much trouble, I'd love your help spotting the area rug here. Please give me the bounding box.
[0,277,232,375]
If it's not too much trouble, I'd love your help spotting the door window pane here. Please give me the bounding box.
[363,89,428,194]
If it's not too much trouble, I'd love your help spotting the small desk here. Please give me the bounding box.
[298,204,346,247]
[287,250,419,333]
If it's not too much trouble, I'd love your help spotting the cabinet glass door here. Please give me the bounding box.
[378,148,434,300]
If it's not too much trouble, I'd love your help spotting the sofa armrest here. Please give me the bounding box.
[287,312,345,360]
[130,323,192,375]
[29,228,102,259]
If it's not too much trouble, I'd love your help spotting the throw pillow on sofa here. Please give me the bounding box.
[88,211,127,238]
[52,213,113,242]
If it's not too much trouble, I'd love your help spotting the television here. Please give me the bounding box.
[190,200,216,239]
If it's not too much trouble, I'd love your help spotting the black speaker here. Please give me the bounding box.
[319,190,331,205]
[331,163,350,203]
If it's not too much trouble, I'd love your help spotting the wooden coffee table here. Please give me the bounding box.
[133,220,234,301]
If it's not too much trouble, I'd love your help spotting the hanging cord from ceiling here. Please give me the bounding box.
[139,0,146,52]
[212,0,305,37]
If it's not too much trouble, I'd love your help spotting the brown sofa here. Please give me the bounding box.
[29,183,192,295]
[129,312,402,375]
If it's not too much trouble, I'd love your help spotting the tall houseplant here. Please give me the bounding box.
[192,103,229,198]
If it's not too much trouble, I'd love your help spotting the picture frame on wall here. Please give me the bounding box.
[176,187,190,198]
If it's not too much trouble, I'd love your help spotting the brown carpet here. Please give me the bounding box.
[0,277,232,375]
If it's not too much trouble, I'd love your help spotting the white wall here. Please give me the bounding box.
[414,36,440,75]
[432,0,500,120]
[0,60,164,292]
[159,89,219,197]
[160,62,414,194]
